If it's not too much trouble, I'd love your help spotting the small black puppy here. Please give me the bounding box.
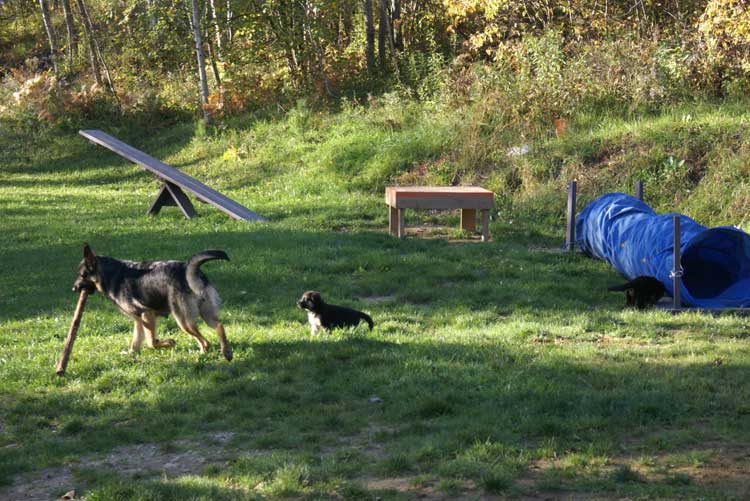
[608,276,666,310]
[297,291,373,334]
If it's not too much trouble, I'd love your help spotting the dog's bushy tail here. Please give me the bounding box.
[186,250,229,295]
[360,312,374,330]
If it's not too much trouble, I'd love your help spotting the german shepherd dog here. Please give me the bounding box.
[608,276,666,310]
[73,244,233,360]
[297,291,373,334]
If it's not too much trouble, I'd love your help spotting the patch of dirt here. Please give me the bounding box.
[362,476,487,499]
[0,432,236,501]
[515,441,750,499]
[1,466,76,501]
[677,446,750,496]
[405,225,485,243]
[330,422,391,460]
[81,440,227,478]
[364,475,417,491]
[344,422,496,499]
[527,246,568,254]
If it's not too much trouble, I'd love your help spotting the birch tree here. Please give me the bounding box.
[60,0,77,69]
[378,0,386,71]
[189,0,211,123]
[208,0,222,59]
[38,0,58,73]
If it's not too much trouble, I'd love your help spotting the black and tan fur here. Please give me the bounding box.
[297,291,373,334]
[73,244,233,360]
[608,276,666,310]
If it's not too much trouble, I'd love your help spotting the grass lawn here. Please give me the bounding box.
[1,108,750,500]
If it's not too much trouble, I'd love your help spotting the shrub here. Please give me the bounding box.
[698,0,750,74]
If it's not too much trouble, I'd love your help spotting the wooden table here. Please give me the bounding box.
[385,186,494,241]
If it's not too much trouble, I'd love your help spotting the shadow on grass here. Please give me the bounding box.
[0,225,611,322]
[1,335,748,495]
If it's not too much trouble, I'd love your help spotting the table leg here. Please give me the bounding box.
[481,209,490,242]
[398,208,405,239]
[461,208,477,233]
[389,206,398,236]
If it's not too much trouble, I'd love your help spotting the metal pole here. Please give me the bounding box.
[635,180,644,201]
[672,215,682,311]
[565,181,577,251]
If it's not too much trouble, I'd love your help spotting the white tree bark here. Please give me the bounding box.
[190,0,211,122]
[38,0,59,73]
[226,0,232,45]
[60,0,77,68]
[208,0,222,58]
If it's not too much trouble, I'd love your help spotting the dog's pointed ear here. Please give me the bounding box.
[83,243,97,269]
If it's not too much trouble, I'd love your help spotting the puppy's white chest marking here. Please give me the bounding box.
[307,312,323,334]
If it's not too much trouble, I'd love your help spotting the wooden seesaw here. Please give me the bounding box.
[78,130,266,221]
[55,289,89,376]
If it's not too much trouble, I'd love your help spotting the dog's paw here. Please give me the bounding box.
[155,338,176,349]
[121,348,139,356]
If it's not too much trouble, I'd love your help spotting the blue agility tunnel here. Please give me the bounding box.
[575,192,750,308]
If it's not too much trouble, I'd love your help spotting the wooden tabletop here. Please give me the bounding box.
[385,186,494,209]
[386,186,494,196]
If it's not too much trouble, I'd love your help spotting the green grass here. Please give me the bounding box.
[1,102,750,499]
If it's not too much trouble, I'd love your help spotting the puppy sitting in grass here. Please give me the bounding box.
[297,291,373,334]
[608,276,666,310]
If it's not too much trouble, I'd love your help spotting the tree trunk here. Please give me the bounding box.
[364,0,374,75]
[38,0,58,73]
[226,0,232,45]
[208,0,222,59]
[75,0,101,84]
[383,5,399,80]
[378,0,386,72]
[145,0,157,29]
[340,2,353,47]
[392,0,402,50]
[301,0,333,97]
[206,36,222,88]
[314,39,333,96]
[60,0,77,69]
[189,0,211,123]
[76,0,118,106]
[257,0,300,87]
[294,1,309,84]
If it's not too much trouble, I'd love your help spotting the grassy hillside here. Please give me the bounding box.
[1,98,750,499]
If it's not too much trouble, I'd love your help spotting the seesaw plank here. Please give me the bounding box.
[79,130,266,222]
